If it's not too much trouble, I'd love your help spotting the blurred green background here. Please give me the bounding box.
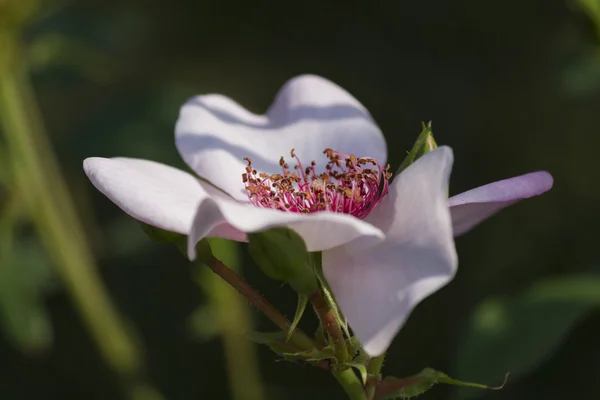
[2,0,600,399]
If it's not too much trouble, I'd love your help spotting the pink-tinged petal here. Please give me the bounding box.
[187,192,386,260]
[448,171,553,236]
[323,147,457,356]
[175,74,387,201]
[83,157,245,241]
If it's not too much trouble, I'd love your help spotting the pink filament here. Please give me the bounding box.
[242,148,391,219]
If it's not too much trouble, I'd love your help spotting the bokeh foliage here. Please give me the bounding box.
[2,0,600,399]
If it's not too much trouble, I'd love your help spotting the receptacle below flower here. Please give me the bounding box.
[83,74,553,356]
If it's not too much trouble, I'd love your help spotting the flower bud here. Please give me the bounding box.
[396,121,438,174]
[248,228,318,295]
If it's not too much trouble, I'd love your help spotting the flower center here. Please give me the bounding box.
[242,149,391,219]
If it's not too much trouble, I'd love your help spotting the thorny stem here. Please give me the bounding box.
[309,290,350,363]
[366,354,386,399]
[333,368,368,400]
[207,254,368,398]
[206,257,316,351]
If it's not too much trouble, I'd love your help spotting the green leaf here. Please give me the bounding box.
[287,294,309,342]
[248,227,318,294]
[396,122,438,175]
[246,331,298,354]
[246,330,286,344]
[376,368,505,400]
[376,375,433,400]
[452,274,600,399]
[437,372,508,390]
[302,345,336,362]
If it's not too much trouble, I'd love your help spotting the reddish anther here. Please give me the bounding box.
[242,149,391,219]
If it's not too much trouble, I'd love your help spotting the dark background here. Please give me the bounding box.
[2,0,600,399]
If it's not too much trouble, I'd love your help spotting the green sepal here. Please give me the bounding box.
[346,337,362,358]
[139,222,183,243]
[299,345,336,362]
[338,362,368,385]
[197,238,218,265]
[247,331,338,366]
[336,338,370,384]
[322,282,349,337]
[313,252,350,337]
[138,223,217,265]
[280,345,336,363]
[377,368,507,399]
[287,294,309,342]
[248,227,318,295]
[396,122,438,175]
[138,222,188,255]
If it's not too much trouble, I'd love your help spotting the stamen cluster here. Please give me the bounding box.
[242,149,391,219]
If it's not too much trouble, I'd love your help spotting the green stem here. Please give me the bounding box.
[366,353,386,399]
[0,32,153,395]
[333,368,368,400]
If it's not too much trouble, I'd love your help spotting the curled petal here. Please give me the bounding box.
[83,157,245,241]
[175,74,387,200]
[187,193,386,261]
[449,171,553,236]
[323,147,457,356]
